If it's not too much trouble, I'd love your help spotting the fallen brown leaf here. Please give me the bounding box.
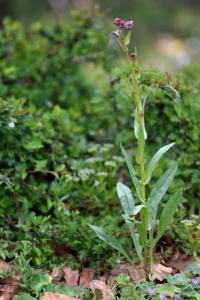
[167,253,194,272]
[51,267,63,283]
[127,265,145,283]
[109,267,129,277]
[0,277,19,300]
[63,265,79,287]
[152,264,172,281]
[79,268,96,288]
[39,292,82,300]
[0,260,12,273]
[90,280,113,300]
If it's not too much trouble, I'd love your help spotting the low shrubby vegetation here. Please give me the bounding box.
[0,10,199,300]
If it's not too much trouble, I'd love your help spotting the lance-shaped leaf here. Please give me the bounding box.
[147,164,178,231]
[151,188,182,248]
[164,84,181,104]
[120,144,142,201]
[116,184,143,262]
[116,182,135,216]
[89,225,131,262]
[145,142,175,184]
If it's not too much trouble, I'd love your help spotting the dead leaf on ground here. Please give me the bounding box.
[108,263,146,283]
[39,292,82,300]
[127,265,145,283]
[90,280,113,300]
[109,267,129,277]
[99,273,109,283]
[0,260,12,273]
[79,268,96,288]
[0,277,19,300]
[63,265,79,287]
[192,231,200,239]
[152,264,172,281]
[51,267,63,283]
[167,253,194,272]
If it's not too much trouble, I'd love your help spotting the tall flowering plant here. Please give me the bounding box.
[90,18,182,279]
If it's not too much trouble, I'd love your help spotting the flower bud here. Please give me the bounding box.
[114,18,125,27]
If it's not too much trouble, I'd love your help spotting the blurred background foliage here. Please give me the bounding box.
[0,0,200,68]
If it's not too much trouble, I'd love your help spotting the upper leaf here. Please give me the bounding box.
[145,142,175,184]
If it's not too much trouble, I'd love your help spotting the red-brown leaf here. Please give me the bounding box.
[51,267,63,283]
[127,265,145,283]
[79,268,96,288]
[63,265,79,287]
[0,260,12,273]
[90,280,113,300]
[152,264,172,281]
[0,277,19,300]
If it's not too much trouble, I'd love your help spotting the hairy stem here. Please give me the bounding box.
[119,35,151,279]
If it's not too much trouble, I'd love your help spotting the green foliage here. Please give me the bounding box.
[28,272,52,296]
[116,269,200,300]
[0,10,199,278]
[45,284,91,299]
[14,293,37,300]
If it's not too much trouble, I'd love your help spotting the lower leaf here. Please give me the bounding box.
[89,224,131,262]
[151,188,182,248]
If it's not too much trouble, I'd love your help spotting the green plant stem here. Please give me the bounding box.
[119,35,151,279]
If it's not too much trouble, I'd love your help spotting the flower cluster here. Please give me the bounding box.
[114,17,134,30]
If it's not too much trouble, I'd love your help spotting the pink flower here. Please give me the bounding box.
[124,20,134,30]
[114,18,125,27]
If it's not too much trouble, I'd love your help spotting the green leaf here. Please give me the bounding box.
[164,84,181,104]
[183,261,200,275]
[116,182,135,216]
[145,142,175,184]
[120,144,141,201]
[28,272,52,293]
[147,164,178,231]
[116,187,144,263]
[13,293,37,300]
[23,138,43,150]
[89,225,131,262]
[45,283,86,298]
[151,188,182,248]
